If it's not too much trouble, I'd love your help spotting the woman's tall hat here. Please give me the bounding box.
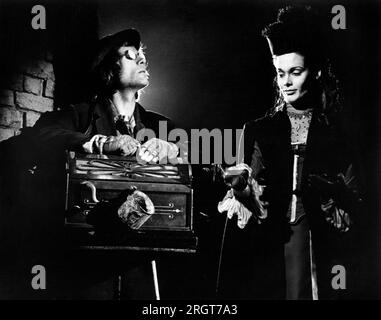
[262,6,326,64]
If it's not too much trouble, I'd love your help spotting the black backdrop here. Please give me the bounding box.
[0,0,380,299]
[66,0,381,299]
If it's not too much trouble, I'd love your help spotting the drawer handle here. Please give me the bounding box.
[80,181,99,203]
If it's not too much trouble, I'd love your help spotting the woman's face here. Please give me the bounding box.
[273,52,315,105]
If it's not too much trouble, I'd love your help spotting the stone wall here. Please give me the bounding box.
[0,1,98,143]
[0,52,55,142]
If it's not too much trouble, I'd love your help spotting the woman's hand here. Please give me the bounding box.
[217,163,268,228]
[218,189,254,229]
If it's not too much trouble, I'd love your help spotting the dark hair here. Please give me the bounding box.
[263,6,342,122]
[271,58,343,123]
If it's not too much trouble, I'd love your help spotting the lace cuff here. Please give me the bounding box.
[321,198,351,232]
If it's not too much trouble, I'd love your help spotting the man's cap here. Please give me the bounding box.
[91,28,141,70]
[262,6,325,59]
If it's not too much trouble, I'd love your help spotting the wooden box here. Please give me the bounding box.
[65,152,197,252]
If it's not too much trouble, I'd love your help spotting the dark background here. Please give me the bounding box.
[0,0,380,299]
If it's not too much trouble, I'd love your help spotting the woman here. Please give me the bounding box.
[218,6,361,300]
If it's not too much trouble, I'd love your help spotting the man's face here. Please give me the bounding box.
[273,52,315,104]
[116,45,149,90]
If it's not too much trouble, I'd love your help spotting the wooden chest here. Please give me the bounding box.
[65,152,197,252]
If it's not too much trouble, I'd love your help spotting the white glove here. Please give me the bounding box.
[117,190,155,229]
[218,189,253,229]
[217,163,268,228]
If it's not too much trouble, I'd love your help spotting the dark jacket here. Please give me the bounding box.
[218,106,362,299]
[0,98,181,298]
[0,97,175,252]
[33,96,175,153]
[240,106,358,238]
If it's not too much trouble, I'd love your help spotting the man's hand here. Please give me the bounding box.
[82,134,108,154]
[82,134,140,156]
[138,138,179,163]
[103,135,140,156]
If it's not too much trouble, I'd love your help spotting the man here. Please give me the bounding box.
[33,28,178,163]
[0,28,182,299]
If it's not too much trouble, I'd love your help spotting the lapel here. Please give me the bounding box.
[302,109,331,175]
[93,97,117,136]
[277,108,294,177]
[133,102,146,135]
[271,107,292,161]
[92,98,148,137]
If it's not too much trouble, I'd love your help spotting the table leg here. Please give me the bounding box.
[151,260,160,300]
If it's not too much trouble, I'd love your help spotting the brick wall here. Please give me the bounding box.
[0,52,55,142]
[0,1,98,144]
[0,1,59,143]
[0,64,55,140]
